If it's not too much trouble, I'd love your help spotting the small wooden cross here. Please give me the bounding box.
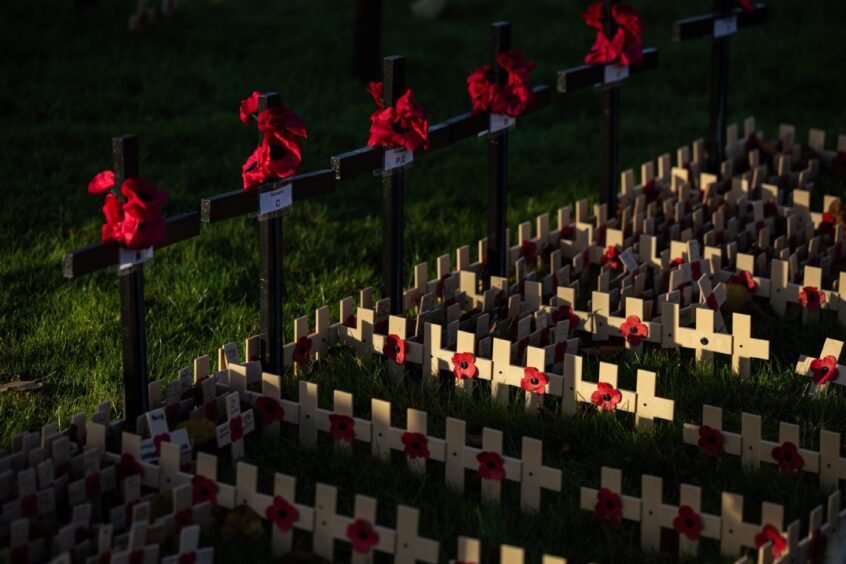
[579,466,642,525]
[730,313,769,378]
[140,407,191,463]
[394,505,439,563]
[639,478,720,556]
[215,392,255,461]
[682,404,743,456]
[160,525,214,564]
[719,493,783,557]
[312,484,394,563]
[675,307,733,363]
[795,338,845,392]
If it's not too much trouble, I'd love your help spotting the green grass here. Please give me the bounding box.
[2,0,846,561]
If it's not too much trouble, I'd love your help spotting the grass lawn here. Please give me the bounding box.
[2,0,846,561]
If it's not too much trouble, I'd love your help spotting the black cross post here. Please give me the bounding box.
[486,21,511,280]
[673,1,767,172]
[115,135,149,426]
[382,56,405,315]
[557,0,659,218]
[353,0,382,82]
[257,93,285,376]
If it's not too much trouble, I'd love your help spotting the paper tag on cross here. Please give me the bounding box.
[713,16,738,38]
[604,64,630,84]
[119,247,153,272]
[384,147,413,171]
[489,113,516,134]
[258,183,293,221]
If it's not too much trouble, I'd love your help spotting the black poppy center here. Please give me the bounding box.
[606,500,614,509]
[820,366,829,375]
[684,518,694,528]
[707,435,716,444]
[809,293,818,303]
[393,345,400,353]
[200,486,209,496]
[530,377,539,385]
[358,530,369,540]
[487,461,496,469]
[630,326,638,334]
[784,452,793,463]
[460,361,468,369]
[411,441,420,449]
[277,507,287,519]
[338,421,347,430]
[603,393,611,402]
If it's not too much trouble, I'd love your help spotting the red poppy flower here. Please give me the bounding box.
[554,341,569,364]
[266,495,299,532]
[611,4,642,37]
[810,355,838,385]
[737,0,753,14]
[178,553,197,564]
[467,65,495,113]
[477,451,505,481]
[521,240,538,263]
[20,493,37,519]
[601,246,622,270]
[153,433,170,456]
[808,530,828,564]
[239,91,260,124]
[203,399,219,422]
[367,87,429,152]
[347,518,380,554]
[118,203,167,250]
[581,1,605,30]
[240,102,307,190]
[552,304,579,335]
[191,475,218,506]
[229,415,244,442]
[764,199,778,217]
[383,334,406,365]
[669,257,684,269]
[521,367,548,394]
[451,352,477,379]
[11,546,29,564]
[772,442,804,473]
[833,151,846,176]
[489,74,534,118]
[731,270,757,291]
[122,177,167,216]
[799,286,826,312]
[591,382,622,411]
[293,335,312,365]
[496,50,535,84]
[88,170,116,194]
[85,473,102,498]
[697,425,724,455]
[673,505,702,540]
[595,487,622,523]
[401,432,431,459]
[619,315,648,345]
[329,414,355,442]
[586,28,625,65]
[174,508,193,532]
[256,396,285,424]
[128,549,145,564]
[819,212,837,238]
[755,524,786,558]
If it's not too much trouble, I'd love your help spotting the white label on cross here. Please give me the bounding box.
[713,16,738,38]
[384,147,413,171]
[619,249,639,273]
[603,64,630,85]
[118,247,153,271]
[258,184,292,219]
[489,113,516,134]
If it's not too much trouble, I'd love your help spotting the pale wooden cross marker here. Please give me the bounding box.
[313,484,395,563]
[719,493,783,557]
[795,338,846,392]
[387,406,445,474]
[297,381,372,450]
[730,313,769,378]
[640,478,720,557]
[634,369,675,429]
[573,361,635,416]
[682,404,743,456]
[67,447,117,507]
[108,520,160,564]
[394,505,439,563]
[1,466,54,523]
[5,518,46,564]
[491,339,559,410]
[579,467,641,524]
[675,307,733,363]
[140,407,191,463]
[53,502,93,557]
[519,437,561,512]
[160,524,214,564]
[215,392,256,461]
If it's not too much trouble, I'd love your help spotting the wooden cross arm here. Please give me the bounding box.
[672,3,768,42]
[62,211,200,279]
[199,169,336,223]
[556,48,659,93]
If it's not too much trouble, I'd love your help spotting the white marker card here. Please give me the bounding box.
[384,147,413,172]
[258,183,292,220]
[222,342,241,365]
[118,247,153,272]
[713,16,738,38]
[619,249,639,273]
[145,409,170,437]
[489,113,516,134]
[603,64,630,84]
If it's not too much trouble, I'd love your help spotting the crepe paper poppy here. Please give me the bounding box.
[477,451,506,481]
[582,2,642,66]
[799,286,826,312]
[191,475,219,506]
[401,432,431,459]
[808,529,828,564]
[731,270,757,291]
[755,524,787,558]
[554,341,569,364]
[346,519,380,554]
[672,505,702,541]
[489,74,535,118]
[20,493,37,519]
[88,170,116,194]
[367,84,429,153]
[601,246,622,270]
[178,553,197,564]
[292,336,312,366]
[772,442,804,474]
[611,4,642,38]
[737,0,753,14]
[697,425,724,455]
[229,415,244,442]
[383,334,407,365]
[619,315,648,346]
[832,151,846,176]
[174,508,193,533]
[521,240,538,263]
[87,170,168,250]
[266,495,299,532]
[203,400,219,423]
[669,257,684,269]
[329,414,355,442]
[819,212,837,238]
[552,304,579,335]
[85,473,102,498]
[521,367,548,394]
[452,352,477,380]
[810,355,838,385]
[581,1,605,30]
[595,487,622,523]
[128,549,145,564]
[11,546,29,564]
[467,50,535,117]
[591,382,622,411]
[152,433,170,456]
[467,65,495,113]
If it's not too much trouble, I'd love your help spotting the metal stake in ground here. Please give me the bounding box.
[382,56,405,315]
[353,0,382,82]
[115,135,149,425]
[557,0,659,218]
[258,92,285,375]
[672,1,768,172]
[486,21,511,280]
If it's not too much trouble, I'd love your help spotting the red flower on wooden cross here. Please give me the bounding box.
[256,396,285,424]
[697,425,724,455]
[367,83,429,152]
[116,453,143,481]
[153,433,171,456]
[772,442,804,474]
[737,0,753,14]
[383,334,407,365]
[174,508,193,533]
[477,451,505,481]
[520,239,538,263]
[85,472,102,498]
[329,414,355,443]
[594,487,622,523]
[582,2,643,66]
[401,432,431,459]
[819,212,837,238]
[178,552,197,564]
[554,341,569,364]
[10,546,29,564]
[619,315,648,346]
[346,518,380,554]
[20,493,37,519]
[731,270,757,291]
[755,524,786,558]
[266,495,299,532]
[203,399,219,423]
[799,286,825,312]
[293,336,312,366]
[451,352,477,380]
[191,475,218,506]
[467,65,495,113]
[672,505,702,541]
[810,355,838,385]
[641,178,658,202]
[229,415,244,442]
[601,246,622,270]
[552,304,579,335]
[764,199,778,217]
[88,171,168,250]
[832,151,846,176]
[808,529,828,564]
[591,382,622,411]
[521,367,548,394]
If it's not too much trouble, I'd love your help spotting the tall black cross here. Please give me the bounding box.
[486,21,511,279]
[353,0,382,82]
[557,0,658,217]
[381,56,406,315]
[673,1,767,172]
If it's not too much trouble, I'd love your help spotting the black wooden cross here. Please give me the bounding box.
[673,1,768,172]
[381,56,406,315]
[486,22,511,280]
[353,0,382,82]
[557,0,658,217]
